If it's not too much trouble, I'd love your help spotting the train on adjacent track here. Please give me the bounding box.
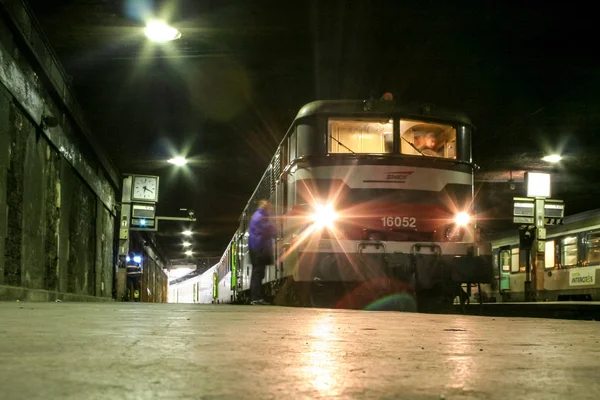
[477,208,600,303]
[170,95,494,311]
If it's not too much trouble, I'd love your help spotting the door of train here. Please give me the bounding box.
[230,241,237,297]
[499,247,511,291]
[212,271,218,303]
[237,234,246,291]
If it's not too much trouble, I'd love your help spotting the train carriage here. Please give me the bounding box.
[168,264,217,304]
[483,208,600,302]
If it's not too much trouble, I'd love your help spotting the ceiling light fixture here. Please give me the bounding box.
[542,154,562,163]
[168,157,188,166]
[144,20,181,42]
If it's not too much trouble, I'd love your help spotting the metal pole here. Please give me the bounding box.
[524,247,531,302]
[533,197,546,302]
[117,176,133,301]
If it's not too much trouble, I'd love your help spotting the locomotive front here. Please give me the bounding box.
[278,99,493,310]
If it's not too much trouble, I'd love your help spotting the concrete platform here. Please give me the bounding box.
[0,303,599,400]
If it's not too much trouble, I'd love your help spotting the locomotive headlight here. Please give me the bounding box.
[454,212,471,227]
[312,203,338,229]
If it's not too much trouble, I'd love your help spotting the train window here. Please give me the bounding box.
[500,250,511,272]
[297,124,315,158]
[280,142,288,171]
[511,248,520,273]
[289,130,297,161]
[561,236,578,267]
[545,240,555,269]
[328,119,393,154]
[400,120,456,159]
[585,232,600,265]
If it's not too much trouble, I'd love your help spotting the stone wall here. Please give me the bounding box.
[0,1,119,301]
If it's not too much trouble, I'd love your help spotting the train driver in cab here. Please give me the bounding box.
[414,132,438,156]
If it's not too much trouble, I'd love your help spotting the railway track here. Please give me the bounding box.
[451,301,600,321]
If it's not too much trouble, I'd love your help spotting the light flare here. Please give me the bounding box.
[168,156,188,166]
[454,212,471,226]
[311,204,338,230]
[542,154,561,163]
[144,20,181,42]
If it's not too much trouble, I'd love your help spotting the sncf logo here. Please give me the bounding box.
[385,171,414,183]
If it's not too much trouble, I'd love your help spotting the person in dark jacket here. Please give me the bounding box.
[248,200,277,305]
[126,252,142,302]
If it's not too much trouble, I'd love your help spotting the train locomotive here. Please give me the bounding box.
[173,96,494,311]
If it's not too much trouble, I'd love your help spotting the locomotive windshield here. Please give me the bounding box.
[400,120,456,159]
[327,118,458,159]
[328,119,393,154]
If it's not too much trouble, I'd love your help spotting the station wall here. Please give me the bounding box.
[0,1,119,301]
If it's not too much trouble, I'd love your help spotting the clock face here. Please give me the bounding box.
[132,176,158,201]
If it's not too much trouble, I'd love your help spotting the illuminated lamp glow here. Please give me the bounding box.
[542,154,562,163]
[182,241,191,247]
[182,230,193,236]
[139,219,147,226]
[185,250,193,256]
[454,212,471,227]
[312,204,338,229]
[144,20,181,42]
[133,255,142,264]
[168,157,188,166]
[526,172,551,198]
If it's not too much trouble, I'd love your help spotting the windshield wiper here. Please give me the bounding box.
[330,135,356,154]
[401,136,425,156]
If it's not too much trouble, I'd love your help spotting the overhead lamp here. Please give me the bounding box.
[542,154,562,163]
[182,230,193,236]
[182,241,191,247]
[168,157,188,166]
[144,20,181,42]
[184,250,193,256]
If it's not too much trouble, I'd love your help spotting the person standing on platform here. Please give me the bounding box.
[248,200,276,305]
[126,252,142,302]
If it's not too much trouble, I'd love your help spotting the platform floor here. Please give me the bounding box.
[1,303,599,400]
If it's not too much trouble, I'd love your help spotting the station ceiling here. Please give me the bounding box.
[27,0,600,261]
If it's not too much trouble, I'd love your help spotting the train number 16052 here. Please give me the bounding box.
[381,216,417,228]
